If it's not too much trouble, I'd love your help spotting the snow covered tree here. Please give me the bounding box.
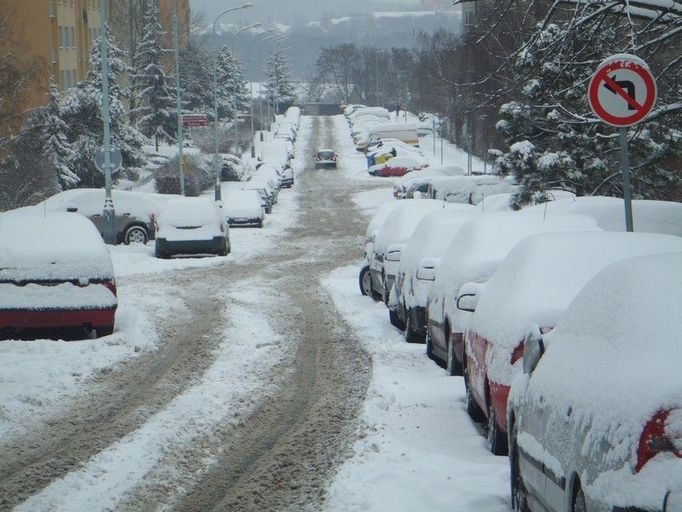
[264,48,297,114]
[61,28,146,187]
[180,43,212,115]
[131,0,175,150]
[215,45,250,121]
[495,1,682,204]
[40,83,78,189]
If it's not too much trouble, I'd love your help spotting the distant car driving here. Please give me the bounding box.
[315,150,337,169]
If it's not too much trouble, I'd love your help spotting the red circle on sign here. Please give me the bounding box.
[588,59,657,127]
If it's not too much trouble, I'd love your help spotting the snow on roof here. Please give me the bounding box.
[0,210,113,281]
[428,175,517,205]
[433,212,601,331]
[471,232,682,385]
[158,197,220,226]
[525,251,682,470]
[398,208,477,276]
[40,188,162,218]
[524,196,682,236]
[374,200,457,254]
[366,201,404,241]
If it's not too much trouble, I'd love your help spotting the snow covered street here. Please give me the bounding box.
[1,115,509,511]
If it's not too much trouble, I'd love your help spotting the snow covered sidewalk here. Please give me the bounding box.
[322,266,509,512]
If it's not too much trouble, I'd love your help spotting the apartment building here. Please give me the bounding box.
[2,0,189,138]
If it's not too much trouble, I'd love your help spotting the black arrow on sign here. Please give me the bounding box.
[604,75,637,111]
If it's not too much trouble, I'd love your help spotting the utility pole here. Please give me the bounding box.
[100,0,116,245]
[174,0,185,195]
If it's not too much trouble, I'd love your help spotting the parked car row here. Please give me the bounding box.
[359,196,682,512]
[343,106,421,172]
[0,107,303,340]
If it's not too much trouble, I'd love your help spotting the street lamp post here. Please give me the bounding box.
[173,0,185,196]
[212,3,253,202]
[230,23,262,158]
[99,0,116,245]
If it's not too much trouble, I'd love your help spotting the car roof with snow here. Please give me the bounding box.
[520,251,682,462]
[373,200,458,254]
[40,188,163,217]
[523,196,682,236]
[158,197,221,225]
[398,207,478,276]
[432,212,601,329]
[222,190,263,211]
[0,210,113,280]
[470,231,682,350]
[384,156,428,166]
[427,175,518,204]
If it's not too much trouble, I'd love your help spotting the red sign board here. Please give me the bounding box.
[588,54,657,127]
[182,114,208,128]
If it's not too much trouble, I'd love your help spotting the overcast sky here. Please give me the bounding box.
[190,0,431,25]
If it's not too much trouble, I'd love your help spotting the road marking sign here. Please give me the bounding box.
[588,53,657,127]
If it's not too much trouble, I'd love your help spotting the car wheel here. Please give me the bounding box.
[257,219,263,228]
[446,338,461,376]
[464,363,485,422]
[404,313,423,344]
[425,325,436,361]
[572,482,587,512]
[389,309,405,330]
[510,428,531,512]
[156,251,170,259]
[359,265,372,297]
[487,401,508,455]
[96,325,114,338]
[124,225,149,245]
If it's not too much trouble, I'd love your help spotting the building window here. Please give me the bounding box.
[70,27,76,48]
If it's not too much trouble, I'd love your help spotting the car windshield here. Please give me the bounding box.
[318,151,335,159]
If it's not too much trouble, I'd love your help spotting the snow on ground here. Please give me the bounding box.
[322,266,509,512]
[15,280,290,512]
[0,117,307,447]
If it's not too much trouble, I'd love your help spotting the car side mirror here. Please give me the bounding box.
[522,324,544,375]
[456,281,483,312]
[416,257,439,281]
[385,243,403,263]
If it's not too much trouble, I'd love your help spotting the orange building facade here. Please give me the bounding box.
[2,0,189,139]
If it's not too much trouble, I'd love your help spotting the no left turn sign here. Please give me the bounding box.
[588,53,657,127]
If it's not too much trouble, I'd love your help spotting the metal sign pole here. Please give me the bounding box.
[100,0,116,245]
[432,117,436,156]
[619,128,634,232]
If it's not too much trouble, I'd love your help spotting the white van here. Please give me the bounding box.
[356,123,420,151]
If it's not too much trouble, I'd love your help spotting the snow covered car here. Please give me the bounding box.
[315,150,337,169]
[154,197,230,258]
[369,199,455,306]
[461,231,682,455]
[426,213,600,374]
[39,188,162,244]
[222,189,265,228]
[280,165,294,188]
[359,201,405,301]
[427,175,517,204]
[508,252,682,512]
[242,179,275,214]
[389,207,477,342]
[0,210,117,338]
[254,163,283,191]
[369,156,429,177]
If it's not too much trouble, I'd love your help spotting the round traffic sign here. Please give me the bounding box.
[588,54,657,127]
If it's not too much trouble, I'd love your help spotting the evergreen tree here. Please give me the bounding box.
[61,27,146,187]
[264,48,297,114]
[495,4,682,204]
[179,43,213,115]
[43,83,78,189]
[215,45,250,121]
[131,0,175,150]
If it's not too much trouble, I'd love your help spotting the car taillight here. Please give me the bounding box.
[636,409,682,472]
[510,342,524,365]
[103,278,117,297]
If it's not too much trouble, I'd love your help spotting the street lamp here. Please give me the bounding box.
[247,28,275,157]
[212,3,253,202]
[230,23,262,157]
